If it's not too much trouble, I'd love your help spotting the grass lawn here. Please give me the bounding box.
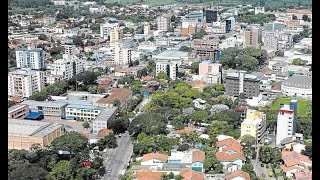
[131,161,141,166]
[271,98,311,116]
[275,172,283,177]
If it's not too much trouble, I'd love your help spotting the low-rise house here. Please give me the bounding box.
[215,138,246,172]
[281,151,312,178]
[135,169,164,180]
[189,80,206,92]
[226,169,251,180]
[180,167,204,180]
[191,150,205,172]
[193,98,207,110]
[141,153,168,170]
[96,88,133,108]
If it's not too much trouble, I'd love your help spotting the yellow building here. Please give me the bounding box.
[240,109,266,142]
[109,29,123,42]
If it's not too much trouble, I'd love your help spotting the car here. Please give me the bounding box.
[107,169,112,173]
[260,164,264,167]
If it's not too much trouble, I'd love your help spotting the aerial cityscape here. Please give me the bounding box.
[8,0,312,179]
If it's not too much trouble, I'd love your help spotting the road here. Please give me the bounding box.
[101,96,151,180]
[102,131,133,180]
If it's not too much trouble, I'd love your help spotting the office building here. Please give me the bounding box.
[156,14,171,31]
[225,71,260,98]
[8,69,45,98]
[8,119,65,150]
[51,54,84,80]
[21,100,68,118]
[242,27,262,49]
[240,109,267,142]
[16,47,45,70]
[65,104,104,120]
[276,100,298,146]
[199,62,222,84]
[186,10,203,22]
[109,29,123,42]
[156,60,179,80]
[92,107,118,134]
[100,22,119,40]
[225,17,235,33]
[8,104,29,119]
[206,9,218,23]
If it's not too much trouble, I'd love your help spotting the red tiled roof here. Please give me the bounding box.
[174,127,193,134]
[136,169,164,180]
[216,138,243,153]
[226,169,251,180]
[189,80,206,90]
[282,151,312,167]
[96,129,113,138]
[216,151,246,161]
[192,150,205,162]
[96,88,132,104]
[141,153,168,162]
[180,167,204,180]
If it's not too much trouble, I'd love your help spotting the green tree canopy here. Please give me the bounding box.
[157,71,168,80]
[129,113,167,136]
[50,132,89,155]
[47,160,73,180]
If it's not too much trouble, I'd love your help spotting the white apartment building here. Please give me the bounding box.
[8,69,45,98]
[156,60,179,80]
[100,22,119,40]
[276,100,298,146]
[112,42,132,65]
[62,44,77,55]
[92,107,118,134]
[156,15,171,31]
[15,47,45,70]
[51,54,83,80]
[143,22,150,35]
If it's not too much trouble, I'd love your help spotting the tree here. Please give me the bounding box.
[204,151,223,173]
[191,62,200,74]
[259,146,281,164]
[178,143,190,151]
[9,164,48,180]
[206,121,236,138]
[302,14,309,21]
[98,133,118,149]
[179,46,193,52]
[275,50,284,57]
[296,120,312,139]
[174,175,183,180]
[157,71,168,80]
[301,143,312,159]
[293,34,302,43]
[240,135,256,147]
[187,110,210,124]
[133,60,140,66]
[50,132,89,155]
[76,168,97,180]
[119,172,133,180]
[72,36,84,46]
[82,122,90,129]
[113,99,121,107]
[241,163,258,180]
[211,110,241,127]
[108,117,130,134]
[47,160,73,180]
[292,58,308,66]
[292,15,298,20]
[38,34,49,41]
[129,113,167,136]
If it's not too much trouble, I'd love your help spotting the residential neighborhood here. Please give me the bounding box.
[8,0,312,180]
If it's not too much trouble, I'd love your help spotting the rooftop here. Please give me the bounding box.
[154,50,189,58]
[8,119,60,137]
[226,72,259,81]
[8,104,28,113]
[93,107,118,122]
[21,100,68,108]
[282,75,312,89]
[66,104,104,111]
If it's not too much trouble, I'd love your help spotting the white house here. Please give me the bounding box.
[141,153,168,170]
[193,98,207,110]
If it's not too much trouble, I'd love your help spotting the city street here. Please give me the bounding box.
[102,131,133,180]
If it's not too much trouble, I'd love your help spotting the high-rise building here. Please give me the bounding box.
[263,32,279,50]
[241,109,267,142]
[225,71,260,98]
[276,100,298,146]
[109,29,123,42]
[156,60,179,80]
[50,54,83,80]
[242,27,262,49]
[199,62,222,84]
[62,44,77,55]
[143,22,150,35]
[225,17,235,33]
[206,9,218,23]
[186,10,204,22]
[15,47,46,70]
[113,42,132,65]
[156,14,171,31]
[100,22,119,40]
[8,68,45,98]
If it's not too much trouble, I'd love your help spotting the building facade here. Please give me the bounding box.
[8,69,45,98]
[65,104,104,120]
[21,100,68,118]
[242,27,262,49]
[51,54,83,80]
[109,29,123,42]
[156,14,171,31]
[100,22,119,40]
[199,62,222,84]
[156,60,179,80]
[8,104,29,119]
[206,9,218,23]
[92,107,118,134]
[240,109,267,142]
[276,100,298,146]
[263,32,279,50]
[281,75,312,98]
[16,47,45,70]
[225,71,260,98]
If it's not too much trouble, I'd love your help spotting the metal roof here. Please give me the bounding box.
[21,100,68,108]
[282,75,312,89]
[8,119,50,135]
